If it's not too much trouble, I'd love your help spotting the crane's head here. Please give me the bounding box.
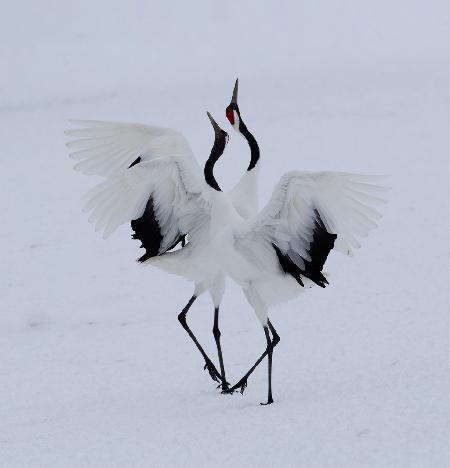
[207,111,229,147]
[225,78,241,132]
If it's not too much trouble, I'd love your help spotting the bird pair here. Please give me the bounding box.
[66,80,387,405]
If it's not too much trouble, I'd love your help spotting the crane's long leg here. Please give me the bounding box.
[213,306,230,392]
[261,324,275,405]
[227,320,280,404]
[178,295,222,384]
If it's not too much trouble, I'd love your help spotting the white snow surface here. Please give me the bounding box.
[2,1,450,467]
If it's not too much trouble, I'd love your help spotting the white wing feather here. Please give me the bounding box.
[65,120,198,178]
[66,119,209,247]
[82,158,209,244]
[235,171,388,274]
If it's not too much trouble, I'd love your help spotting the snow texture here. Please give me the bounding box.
[2,1,450,467]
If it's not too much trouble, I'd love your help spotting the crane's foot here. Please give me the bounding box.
[218,381,231,393]
[221,387,234,395]
[260,397,274,406]
[226,377,248,395]
[221,382,233,395]
[203,359,221,384]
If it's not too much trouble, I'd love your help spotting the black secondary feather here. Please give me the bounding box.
[273,209,336,288]
[128,158,184,262]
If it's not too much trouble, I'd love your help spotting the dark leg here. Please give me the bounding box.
[261,326,274,405]
[213,307,229,392]
[178,295,222,384]
[227,320,280,404]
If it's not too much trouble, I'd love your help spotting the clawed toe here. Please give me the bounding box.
[238,380,248,394]
[203,361,221,383]
[229,378,248,395]
[217,381,231,393]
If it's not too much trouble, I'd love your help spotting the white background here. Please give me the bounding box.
[1,1,450,467]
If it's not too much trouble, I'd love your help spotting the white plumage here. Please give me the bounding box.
[236,171,385,265]
[67,120,196,178]
[66,82,387,405]
[144,170,386,305]
[66,110,261,392]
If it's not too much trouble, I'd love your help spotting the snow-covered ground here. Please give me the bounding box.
[2,1,450,467]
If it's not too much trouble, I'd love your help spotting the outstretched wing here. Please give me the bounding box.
[235,171,388,287]
[81,158,209,261]
[66,120,209,262]
[65,120,198,178]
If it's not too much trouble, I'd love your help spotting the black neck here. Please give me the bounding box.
[204,137,225,191]
[239,121,259,171]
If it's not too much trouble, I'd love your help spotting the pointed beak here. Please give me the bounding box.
[230,78,239,105]
[206,111,221,134]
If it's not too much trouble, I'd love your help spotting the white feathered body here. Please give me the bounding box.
[148,186,315,308]
[147,190,251,296]
[66,120,387,322]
